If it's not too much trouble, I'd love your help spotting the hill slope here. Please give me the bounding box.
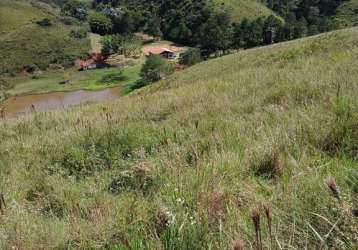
[0,0,90,75]
[0,28,357,249]
[215,0,277,21]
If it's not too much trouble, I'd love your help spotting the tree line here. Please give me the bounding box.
[61,0,349,55]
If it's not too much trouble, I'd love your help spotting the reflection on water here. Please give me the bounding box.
[1,87,121,118]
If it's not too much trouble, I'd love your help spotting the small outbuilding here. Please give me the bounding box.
[145,47,176,59]
[75,51,106,71]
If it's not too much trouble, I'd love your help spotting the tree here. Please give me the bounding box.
[168,21,192,44]
[101,34,142,57]
[146,16,163,38]
[195,10,233,55]
[247,18,264,47]
[61,0,88,21]
[263,15,283,44]
[140,55,172,84]
[308,24,319,36]
[89,13,113,35]
[179,48,202,66]
[294,18,308,38]
[233,19,250,48]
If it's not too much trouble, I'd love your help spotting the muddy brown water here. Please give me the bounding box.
[0,87,121,118]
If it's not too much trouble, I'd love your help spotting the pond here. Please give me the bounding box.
[0,87,121,118]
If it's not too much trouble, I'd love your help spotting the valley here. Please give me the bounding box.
[0,0,357,249]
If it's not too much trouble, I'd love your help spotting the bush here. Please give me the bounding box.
[24,64,39,73]
[70,29,88,39]
[36,18,52,27]
[179,48,202,66]
[61,0,88,21]
[140,55,172,85]
[108,162,156,195]
[89,13,113,35]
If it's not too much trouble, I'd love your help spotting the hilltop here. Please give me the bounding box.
[0,27,357,249]
[0,0,90,75]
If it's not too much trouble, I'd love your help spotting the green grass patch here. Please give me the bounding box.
[214,0,278,22]
[6,65,141,96]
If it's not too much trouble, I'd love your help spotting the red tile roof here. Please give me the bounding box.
[145,47,175,56]
[75,51,105,69]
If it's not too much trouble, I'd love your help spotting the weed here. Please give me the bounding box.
[108,161,156,195]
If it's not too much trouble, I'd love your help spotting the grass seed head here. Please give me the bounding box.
[232,238,245,250]
[251,209,260,232]
[325,177,340,201]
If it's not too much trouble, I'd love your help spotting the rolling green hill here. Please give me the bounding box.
[0,27,357,249]
[215,0,277,21]
[0,0,90,75]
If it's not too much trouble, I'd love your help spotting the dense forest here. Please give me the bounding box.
[62,0,353,55]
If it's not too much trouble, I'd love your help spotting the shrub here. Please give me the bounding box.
[140,55,172,85]
[252,153,282,180]
[26,179,68,218]
[23,64,39,73]
[179,48,202,66]
[108,162,156,195]
[70,29,88,39]
[61,0,88,21]
[36,18,52,27]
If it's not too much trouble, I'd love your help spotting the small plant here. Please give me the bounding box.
[252,152,282,180]
[251,209,262,250]
[325,177,340,201]
[155,206,175,234]
[263,204,273,245]
[108,162,156,195]
[232,238,245,250]
[0,193,5,214]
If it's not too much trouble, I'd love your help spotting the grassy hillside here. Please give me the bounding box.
[0,27,357,249]
[215,0,277,21]
[0,0,90,75]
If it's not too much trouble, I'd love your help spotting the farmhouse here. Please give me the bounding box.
[75,51,105,71]
[145,47,176,59]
